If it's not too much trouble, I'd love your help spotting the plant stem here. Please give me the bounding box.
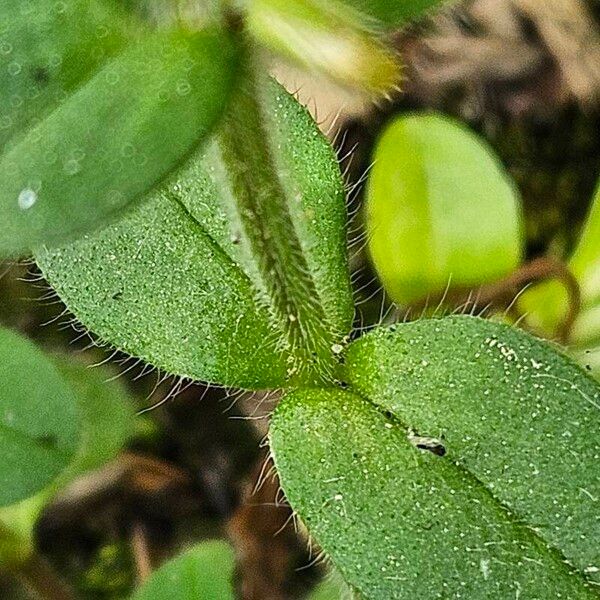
[130,521,153,584]
[413,256,581,342]
[215,49,339,385]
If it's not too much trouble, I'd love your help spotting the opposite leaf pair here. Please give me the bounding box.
[272,317,600,598]
[2,0,598,597]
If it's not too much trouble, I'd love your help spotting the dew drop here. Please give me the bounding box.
[18,188,37,210]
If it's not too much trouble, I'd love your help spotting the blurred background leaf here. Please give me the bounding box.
[0,26,240,255]
[366,112,523,305]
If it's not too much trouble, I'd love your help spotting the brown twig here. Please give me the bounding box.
[414,256,582,343]
[130,521,153,585]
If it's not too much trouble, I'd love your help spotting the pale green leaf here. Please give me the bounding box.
[271,388,596,599]
[1,26,240,255]
[247,0,401,96]
[520,178,600,340]
[366,113,523,305]
[0,327,79,506]
[37,80,353,389]
[344,316,600,584]
[131,541,235,600]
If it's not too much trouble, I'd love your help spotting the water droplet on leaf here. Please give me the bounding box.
[18,188,37,210]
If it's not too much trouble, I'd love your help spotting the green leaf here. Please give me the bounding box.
[309,573,348,600]
[271,388,596,599]
[569,179,600,306]
[131,540,235,600]
[0,327,79,506]
[53,359,135,477]
[37,79,353,389]
[344,316,600,585]
[520,179,600,340]
[0,0,131,150]
[340,0,449,26]
[0,358,135,567]
[1,26,240,255]
[246,0,401,96]
[366,113,523,305]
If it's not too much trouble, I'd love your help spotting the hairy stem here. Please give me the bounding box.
[216,50,339,385]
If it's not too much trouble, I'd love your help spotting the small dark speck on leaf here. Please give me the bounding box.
[417,442,447,457]
[36,434,58,449]
[32,66,50,85]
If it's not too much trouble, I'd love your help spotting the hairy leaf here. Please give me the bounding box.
[1,26,239,255]
[0,327,79,506]
[366,113,522,305]
[37,80,352,388]
[211,71,354,383]
[344,316,600,584]
[271,388,596,599]
[131,541,235,600]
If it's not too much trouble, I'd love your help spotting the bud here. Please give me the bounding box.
[246,0,401,97]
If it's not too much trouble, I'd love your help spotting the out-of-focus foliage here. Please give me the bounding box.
[366,113,522,305]
[246,0,401,95]
[0,326,80,507]
[0,24,239,255]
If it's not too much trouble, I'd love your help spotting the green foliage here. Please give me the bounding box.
[131,539,346,600]
[0,336,135,567]
[37,79,353,388]
[521,179,600,343]
[53,359,135,477]
[0,0,131,150]
[309,574,348,600]
[0,26,240,255]
[0,326,80,506]
[271,386,596,599]
[344,316,600,584]
[366,113,523,305]
[131,541,235,600]
[570,178,600,306]
[341,0,450,26]
[2,0,598,596]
